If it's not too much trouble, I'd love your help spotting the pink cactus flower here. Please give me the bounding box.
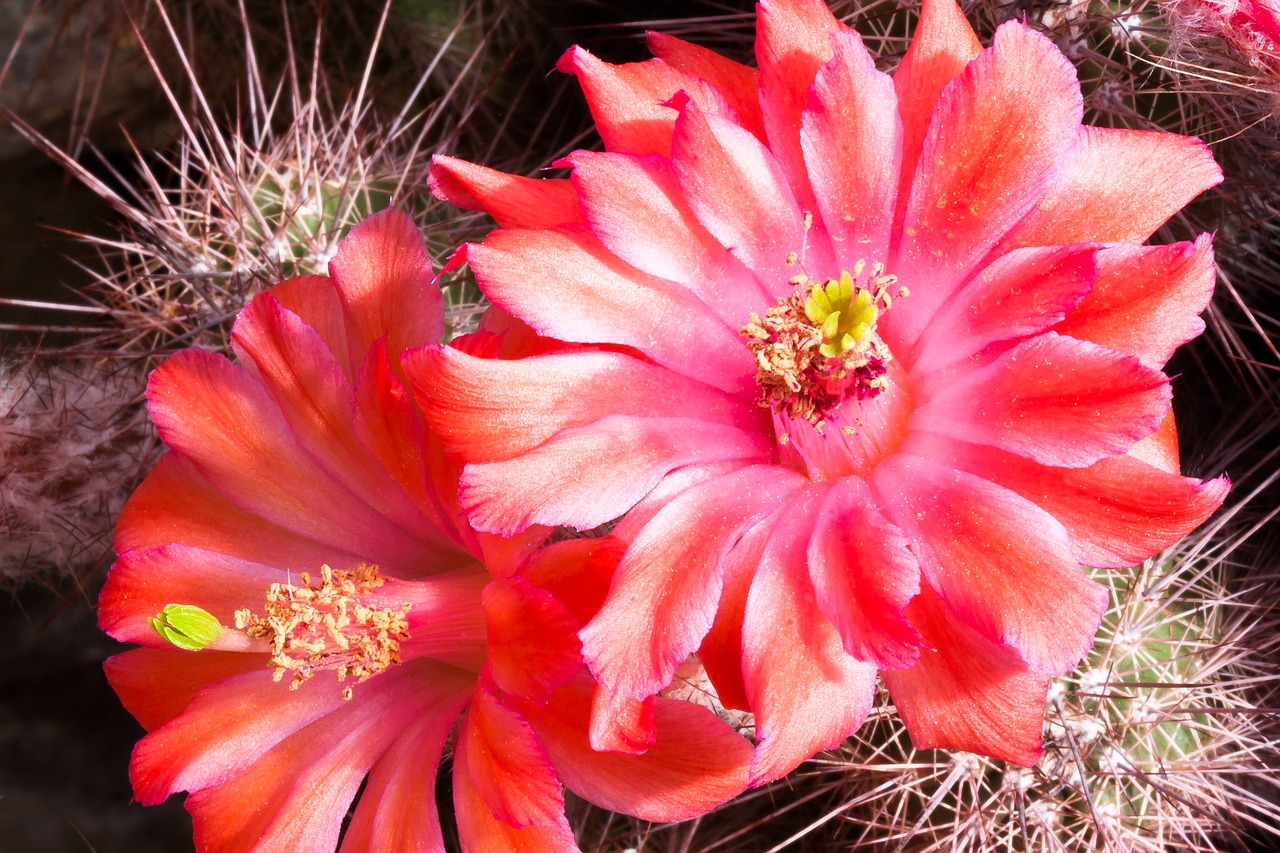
[414,0,1229,780]
[1172,0,1280,66]
[97,210,751,852]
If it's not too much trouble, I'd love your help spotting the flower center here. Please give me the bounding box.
[741,261,903,432]
[234,563,411,700]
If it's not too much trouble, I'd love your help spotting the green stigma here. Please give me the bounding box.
[804,271,879,358]
[151,604,223,651]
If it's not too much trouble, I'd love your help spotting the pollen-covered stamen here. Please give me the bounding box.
[742,261,903,430]
[234,563,411,700]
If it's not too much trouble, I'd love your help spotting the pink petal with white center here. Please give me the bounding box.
[743,491,877,784]
[910,243,1099,374]
[465,225,755,394]
[104,648,262,732]
[337,669,472,853]
[483,577,583,704]
[113,453,365,570]
[1054,236,1216,369]
[519,673,752,822]
[581,464,808,702]
[948,439,1229,569]
[698,514,773,712]
[874,455,1108,674]
[461,415,771,534]
[564,150,771,323]
[451,713,579,853]
[671,101,812,293]
[808,477,922,669]
[428,155,585,229]
[1000,126,1223,249]
[187,664,443,853]
[130,664,357,805]
[405,345,761,463]
[889,23,1082,351]
[891,0,982,230]
[646,31,765,140]
[917,332,1171,469]
[882,585,1050,765]
[460,679,565,828]
[146,350,434,573]
[557,46,724,158]
[801,29,903,270]
[326,209,442,375]
[589,686,656,755]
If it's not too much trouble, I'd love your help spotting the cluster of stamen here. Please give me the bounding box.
[742,260,903,431]
[234,563,410,700]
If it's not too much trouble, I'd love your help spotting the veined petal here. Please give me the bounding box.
[917,332,1171,468]
[875,455,1108,674]
[429,155,585,229]
[519,673,752,822]
[580,464,807,702]
[999,126,1222,249]
[464,225,755,394]
[483,577,583,704]
[883,585,1050,765]
[460,415,772,534]
[808,476,922,669]
[801,29,903,271]
[890,22,1082,351]
[1054,236,1216,369]
[743,492,877,784]
[646,31,765,140]
[405,345,760,464]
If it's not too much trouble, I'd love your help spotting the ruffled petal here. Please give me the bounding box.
[1054,236,1216,369]
[428,155,585,229]
[882,585,1050,765]
[874,455,1108,674]
[646,31,765,139]
[484,577,583,704]
[999,126,1222,249]
[742,492,878,785]
[916,332,1171,469]
[464,225,755,394]
[808,476,922,669]
[404,345,761,464]
[103,648,262,732]
[671,100,808,293]
[890,22,1083,350]
[909,243,1099,374]
[459,415,772,534]
[580,464,807,702]
[801,28,903,270]
[326,209,443,375]
[947,439,1229,568]
[564,150,771,323]
[337,666,474,853]
[520,673,752,822]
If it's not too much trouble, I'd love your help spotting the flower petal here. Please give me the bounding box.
[697,515,772,712]
[580,464,807,702]
[428,155,585,229]
[464,225,755,394]
[808,477,922,669]
[519,537,625,628]
[460,415,772,534]
[801,28,903,270]
[890,22,1083,350]
[520,673,752,822]
[103,648,261,732]
[917,332,1171,468]
[1054,236,1216,369]
[646,31,765,140]
[742,491,878,784]
[484,577,583,704]
[589,685,656,755]
[882,585,1050,765]
[1000,126,1222,249]
[875,455,1108,674]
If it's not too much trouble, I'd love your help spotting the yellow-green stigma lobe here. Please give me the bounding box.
[152,604,223,651]
[234,564,410,700]
[742,262,901,430]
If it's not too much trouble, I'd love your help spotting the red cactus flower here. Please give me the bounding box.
[97,210,751,852]
[414,0,1229,780]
